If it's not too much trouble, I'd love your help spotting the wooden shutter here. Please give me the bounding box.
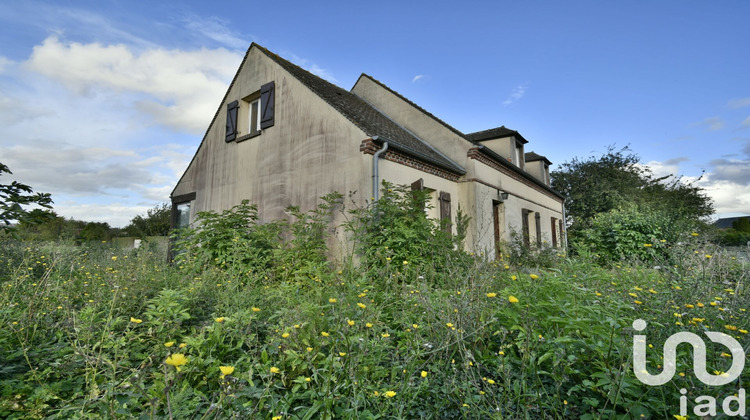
[260,81,275,129]
[225,100,239,142]
[439,191,451,233]
[410,178,424,191]
[535,212,542,247]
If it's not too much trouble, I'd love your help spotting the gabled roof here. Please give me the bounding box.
[466,126,529,144]
[356,74,470,141]
[525,151,551,165]
[254,45,465,175]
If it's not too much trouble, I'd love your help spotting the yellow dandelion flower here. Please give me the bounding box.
[347,320,355,326]
[328,298,337,303]
[164,341,175,347]
[644,243,652,247]
[321,331,329,337]
[305,377,311,382]
[270,366,280,374]
[366,322,373,328]
[634,300,643,305]
[179,343,187,348]
[403,261,408,265]
[705,254,712,259]
[629,293,638,298]
[691,232,699,237]
[384,390,396,398]
[215,317,225,323]
[130,317,143,324]
[219,366,235,376]
[252,307,261,312]
[529,274,539,280]
[412,323,419,329]
[357,303,366,309]
[165,353,188,369]
[487,379,495,384]
[446,323,454,328]
[339,352,346,357]
[511,275,517,281]
[508,295,519,304]
[282,333,290,338]
[486,292,497,298]
[421,371,428,378]
[306,347,313,352]
[381,333,390,338]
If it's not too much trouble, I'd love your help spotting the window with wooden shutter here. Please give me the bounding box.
[225,101,239,142]
[438,191,451,233]
[260,81,275,129]
[521,209,531,247]
[535,212,542,247]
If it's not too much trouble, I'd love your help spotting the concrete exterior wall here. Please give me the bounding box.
[524,160,549,185]
[173,48,373,230]
[173,45,565,260]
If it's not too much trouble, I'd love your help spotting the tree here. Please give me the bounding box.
[0,162,53,229]
[123,203,171,237]
[551,146,714,262]
[551,146,713,231]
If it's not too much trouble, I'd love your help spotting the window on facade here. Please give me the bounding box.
[534,212,542,247]
[521,209,531,247]
[225,81,275,143]
[175,202,191,229]
[247,98,261,136]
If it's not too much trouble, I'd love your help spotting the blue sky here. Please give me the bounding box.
[1,0,748,227]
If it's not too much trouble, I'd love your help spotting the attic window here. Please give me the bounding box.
[226,81,275,143]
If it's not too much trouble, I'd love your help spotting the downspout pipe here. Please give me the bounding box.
[372,139,389,202]
[562,200,569,254]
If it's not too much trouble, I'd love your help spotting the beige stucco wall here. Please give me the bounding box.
[173,48,375,250]
[173,46,564,261]
[465,159,563,256]
[524,160,549,185]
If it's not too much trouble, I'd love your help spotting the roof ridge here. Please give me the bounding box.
[255,46,465,174]
[358,73,472,142]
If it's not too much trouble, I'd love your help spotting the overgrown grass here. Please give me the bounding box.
[1,187,748,418]
[1,237,748,419]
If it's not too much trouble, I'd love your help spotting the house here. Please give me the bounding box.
[171,43,565,258]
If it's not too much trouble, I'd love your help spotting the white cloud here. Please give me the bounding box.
[502,84,527,106]
[694,174,750,217]
[24,36,242,134]
[642,158,688,179]
[55,202,153,228]
[183,15,250,50]
[412,74,425,83]
[728,97,750,109]
[0,56,10,73]
[691,116,724,131]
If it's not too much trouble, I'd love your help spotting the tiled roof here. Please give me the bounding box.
[357,74,470,141]
[524,151,551,165]
[466,126,529,144]
[255,44,465,175]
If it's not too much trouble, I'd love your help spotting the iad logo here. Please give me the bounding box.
[633,319,745,386]
[633,319,747,417]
